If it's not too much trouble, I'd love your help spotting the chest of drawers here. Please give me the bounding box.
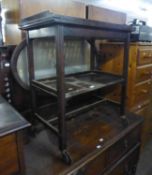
[99,42,152,145]
[44,108,143,175]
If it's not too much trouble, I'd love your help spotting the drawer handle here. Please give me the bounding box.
[141,89,148,94]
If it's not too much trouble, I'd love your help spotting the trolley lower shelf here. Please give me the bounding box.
[34,101,143,167]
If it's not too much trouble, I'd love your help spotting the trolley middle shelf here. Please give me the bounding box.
[32,71,124,99]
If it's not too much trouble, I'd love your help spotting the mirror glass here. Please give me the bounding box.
[16,39,90,87]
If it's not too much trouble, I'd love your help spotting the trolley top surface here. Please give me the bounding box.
[19,11,131,32]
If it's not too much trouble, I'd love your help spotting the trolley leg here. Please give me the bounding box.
[55,25,72,164]
[120,33,130,120]
[26,33,37,134]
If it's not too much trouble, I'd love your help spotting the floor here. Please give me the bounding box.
[24,129,152,175]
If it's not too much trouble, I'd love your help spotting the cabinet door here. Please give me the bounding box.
[69,151,106,175]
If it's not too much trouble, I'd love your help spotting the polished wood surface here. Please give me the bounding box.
[20,0,85,19]
[135,105,151,145]
[136,65,152,83]
[36,102,142,175]
[0,134,19,175]
[137,46,152,65]
[134,81,151,106]
[87,5,126,24]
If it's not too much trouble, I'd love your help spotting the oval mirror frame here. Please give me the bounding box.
[11,39,29,90]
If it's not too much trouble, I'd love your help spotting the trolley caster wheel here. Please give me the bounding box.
[62,150,72,165]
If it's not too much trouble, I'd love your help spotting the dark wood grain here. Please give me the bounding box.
[35,102,143,175]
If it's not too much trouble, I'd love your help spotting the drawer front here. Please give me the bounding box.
[136,66,152,83]
[107,144,140,175]
[66,141,140,175]
[0,134,19,175]
[137,48,152,65]
[71,144,140,175]
[134,81,151,105]
[72,151,106,175]
[107,127,140,165]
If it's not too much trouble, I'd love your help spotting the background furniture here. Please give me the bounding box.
[99,42,152,146]
[0,96,30,175]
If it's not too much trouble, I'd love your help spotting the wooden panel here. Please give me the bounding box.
[137,47,152,65]
[99,43,124,75]
[134,81,151,106]
[0,134,19,175]
[136,65,152,83]
[106,145,140,175]
[107,127,140,165]
[87,5,126,24]
[20,0,85,19]
[75,152,106,175]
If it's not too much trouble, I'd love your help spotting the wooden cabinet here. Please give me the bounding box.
[0,96,30,175]
[128,43,152,111]
[127,43,152,145]
[107,145,140,175]
[137,46,152,65]
[0,134,20,175]
[136,66,152,83]
[50,111,142,175]
[134,81,151,105]
[99,42,152,145]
